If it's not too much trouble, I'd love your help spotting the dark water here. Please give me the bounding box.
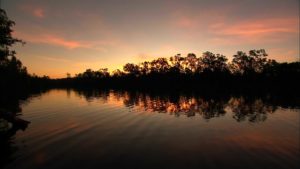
[0,89,299,169]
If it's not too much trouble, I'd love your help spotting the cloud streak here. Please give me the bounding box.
[212,18,299,37]
[14,31,119,51]
[15,33,88,49]
[42,35,85,49]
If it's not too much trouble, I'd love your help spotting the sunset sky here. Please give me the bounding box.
[3,0,299,78]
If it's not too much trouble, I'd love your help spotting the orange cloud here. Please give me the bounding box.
[22,33,87,49]
[268,48,299,62]
[42,35,84,49]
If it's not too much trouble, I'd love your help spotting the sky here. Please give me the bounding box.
[2,0,299,78]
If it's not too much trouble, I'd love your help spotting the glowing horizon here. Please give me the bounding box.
[3,0,299,78]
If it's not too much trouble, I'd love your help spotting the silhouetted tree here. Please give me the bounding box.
[82,69,94,78]
[97,68,109,78]
[123,63,140,76]
[0,9,24,60]
[139,61,150,75]
[0,9,28,89]
[231,49,268,75]
[150,57,170,73]
[169,54,184,73]
[112,69,125,77]
[183,53,199,73]
[75,68,109,79]
[66,73,71,78]
[200,51,228,73]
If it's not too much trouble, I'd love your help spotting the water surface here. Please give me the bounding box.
[1,89,299,169]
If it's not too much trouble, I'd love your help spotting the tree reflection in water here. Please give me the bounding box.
[73,89,299,123]
[0,93,25,167]
[228,97,276,122]
[0,90,44,167]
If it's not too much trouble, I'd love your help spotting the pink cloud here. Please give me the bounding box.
[33,8,45,18]
[20,5,46,18]
[13,31,123,52]
[211,18,298,37]
[14,31,91,49]
[171,4,233,30]
[42,35,84,49]
[170,5,298,46]
[207,18,299,46]
[27,34,87,49]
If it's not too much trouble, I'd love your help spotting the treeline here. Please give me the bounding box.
[54,50,300,91]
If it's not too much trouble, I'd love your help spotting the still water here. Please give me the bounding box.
[0,89,299,169]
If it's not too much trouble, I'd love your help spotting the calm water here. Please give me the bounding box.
[0,89,299,169]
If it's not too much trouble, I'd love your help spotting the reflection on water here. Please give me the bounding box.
[0,90,46,168]
[75,89,296,122]
[0,89,299,169]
